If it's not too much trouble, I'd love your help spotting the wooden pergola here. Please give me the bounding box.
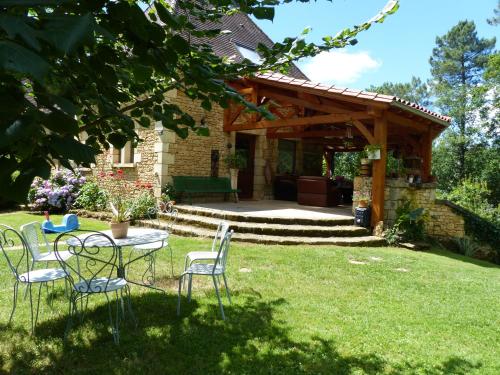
[223,73,451,227]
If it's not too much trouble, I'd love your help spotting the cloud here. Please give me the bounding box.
[300,50,382,86]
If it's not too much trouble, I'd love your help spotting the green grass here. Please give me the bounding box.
[0,211,498,374]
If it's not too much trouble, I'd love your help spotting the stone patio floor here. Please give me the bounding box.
[176,200,353,220]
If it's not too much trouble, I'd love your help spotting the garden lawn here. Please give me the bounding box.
[0,211,498,374]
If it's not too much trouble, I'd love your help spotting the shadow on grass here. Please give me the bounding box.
[428,247,500,269]
[0,292,483,375]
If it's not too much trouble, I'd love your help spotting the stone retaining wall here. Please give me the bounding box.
[353,176,465,239]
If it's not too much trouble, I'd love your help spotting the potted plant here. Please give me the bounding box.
[224,151,247,190]
[353,190,371,208]
[100,169,135,238]
[364,144,381,160]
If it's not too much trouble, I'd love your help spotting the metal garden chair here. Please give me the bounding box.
[177,230,234,320]
[54,231,136,344]
[20,221,73,269]
[182,221,229,286]
[129,201,178,282]
[0,224,68,334]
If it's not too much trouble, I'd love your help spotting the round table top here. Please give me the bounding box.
[67,228,168,247]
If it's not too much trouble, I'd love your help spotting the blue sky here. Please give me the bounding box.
[255,0,499,90]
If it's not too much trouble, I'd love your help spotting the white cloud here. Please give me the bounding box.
[300,50,382,86]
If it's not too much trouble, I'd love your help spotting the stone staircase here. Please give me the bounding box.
[150,204,385,247]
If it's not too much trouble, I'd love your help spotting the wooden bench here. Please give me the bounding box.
[172,176,239,204]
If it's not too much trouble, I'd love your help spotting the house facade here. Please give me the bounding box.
[91,5,466,239]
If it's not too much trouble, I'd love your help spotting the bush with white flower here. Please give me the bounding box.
[28,170,86,212]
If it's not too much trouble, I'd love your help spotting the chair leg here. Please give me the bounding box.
[34,282,43,331]
[212,275,225,320]
[187,274,193,302]
[28,284,34,334]
[64,293,77,342]
[9,281,19,324]
[177,275,184,316]
[168,244,174,277]
[222,273,232,304]
[124,285,137,327]
[104,292,119,344]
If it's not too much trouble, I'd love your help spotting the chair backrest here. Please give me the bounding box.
[54,231,120,293]
[145,201,178,233]
[214,229,233,273]
[0,224,32,282]
[211,221,230,252]
[20,221,51,260]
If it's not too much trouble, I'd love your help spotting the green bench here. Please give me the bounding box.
[172,176,239,204]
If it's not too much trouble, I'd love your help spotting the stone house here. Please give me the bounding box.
[90,4,465,240]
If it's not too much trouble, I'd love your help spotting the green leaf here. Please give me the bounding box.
[49,136,96,164]
[107,133,129,149]
[0,14,41,51]
[139,116,151,128]
[0,41,50,82]
[42,13,95,54]
[252,7,275,21]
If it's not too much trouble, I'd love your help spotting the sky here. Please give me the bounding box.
[255,0,499,90]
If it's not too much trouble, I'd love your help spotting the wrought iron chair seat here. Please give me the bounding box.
[74,277,127,293]
[34,250,72,262]
[18,268,68,283]
[132,240,164,251]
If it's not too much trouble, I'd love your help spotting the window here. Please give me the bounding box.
[235,44,262,64]
[278,140,296,174]
[113,141,135,165]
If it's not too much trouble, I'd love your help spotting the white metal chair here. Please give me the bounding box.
[177,230,233,320]
[54,230,135,344]
[20,221,73,268]
[183,221,230,274]
[0,224,68,334]
[129,202,178,282]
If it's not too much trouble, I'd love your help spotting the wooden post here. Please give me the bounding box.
[421,127,432,182]
[371,114,387,227]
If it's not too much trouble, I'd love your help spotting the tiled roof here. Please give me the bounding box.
[171,4,308,80]
[252,72,451,124]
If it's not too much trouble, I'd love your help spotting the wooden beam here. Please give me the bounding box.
[421,127,433,182]
[351,119,376,145]
[261,89,346,114]
[371,113,388,227]
[224,112,372,132]
[386,112,432,133]
[268,128,357,139]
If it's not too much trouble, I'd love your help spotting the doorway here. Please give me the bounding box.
[235,133,256,199]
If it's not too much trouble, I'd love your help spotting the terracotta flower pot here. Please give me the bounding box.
[110,221,129,239]
[357,200,369,208]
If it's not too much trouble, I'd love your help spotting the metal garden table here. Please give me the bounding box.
[67,228,168,292]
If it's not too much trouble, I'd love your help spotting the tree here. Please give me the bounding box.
[0,0,400,202]
[488,0,500,26]
[429,20,496,186]
[366,76,431,107]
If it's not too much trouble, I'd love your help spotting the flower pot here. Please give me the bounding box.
[366,149,381,160]
[357,200,369,208]
[229,168,239,190]
[110,221,129,239]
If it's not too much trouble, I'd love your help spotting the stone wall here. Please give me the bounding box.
[353,176,465,239]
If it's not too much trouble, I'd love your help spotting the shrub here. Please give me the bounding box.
[128,191,157,220]
[384,199,428,245]
[74,181,108,212]
[443,179,500,226]
[28,170,86,212]
[161,183,178,202]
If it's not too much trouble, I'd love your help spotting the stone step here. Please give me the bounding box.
[167,212,369,237]
[173,204,355,226]
[152,221,385,246]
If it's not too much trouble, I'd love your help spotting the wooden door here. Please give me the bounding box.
[235,133,256,199]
